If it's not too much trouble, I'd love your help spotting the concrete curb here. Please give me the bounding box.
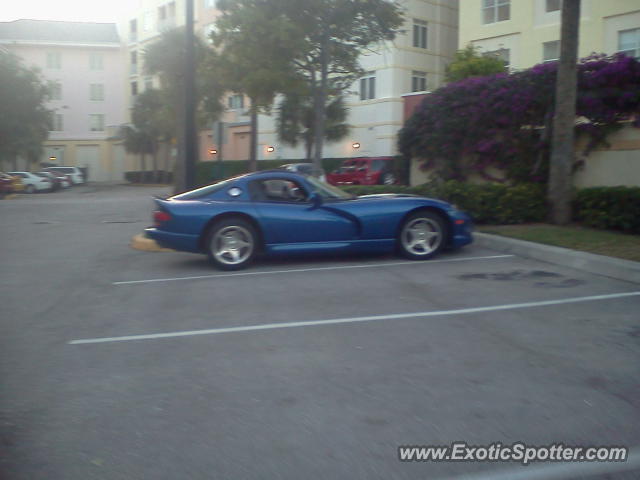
[475,232,640,285]
[130,233,175,253]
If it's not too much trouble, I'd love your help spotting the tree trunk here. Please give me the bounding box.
[140,153,146,183]
[547,0,581,225]
[312,26,329,173]
[152,150,159,183]
[249,98,258,172]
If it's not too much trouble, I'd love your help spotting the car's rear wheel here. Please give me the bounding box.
[206,218,257,270]
[397,211,447,260]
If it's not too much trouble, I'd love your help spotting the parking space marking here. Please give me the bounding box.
[69,291,640,345]
[434,446,640,480]
[113,254,515,286]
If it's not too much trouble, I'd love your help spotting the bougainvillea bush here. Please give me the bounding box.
[398,53,640,183]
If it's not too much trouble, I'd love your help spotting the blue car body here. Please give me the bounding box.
[145,170,473,260]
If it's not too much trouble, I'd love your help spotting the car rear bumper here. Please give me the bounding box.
[144,227,201,253]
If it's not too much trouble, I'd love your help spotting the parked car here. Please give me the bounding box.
[38,171,71,189]
[145,170,473,270]
[43,166,84,185]
[326,157,397,186]
[35,172,63,191]
[0,173,14,194]
[8,172,52,193]
[278,163,327,182]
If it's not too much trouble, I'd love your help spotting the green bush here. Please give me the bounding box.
[574,186,640,234]
[344,181,547,225]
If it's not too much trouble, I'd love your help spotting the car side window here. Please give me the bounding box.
[249,179,308,203]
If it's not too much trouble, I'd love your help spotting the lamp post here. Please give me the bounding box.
[183,0,197,190]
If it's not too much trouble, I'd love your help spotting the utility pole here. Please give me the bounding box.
[183,0,197,190]
[548,0,581,224]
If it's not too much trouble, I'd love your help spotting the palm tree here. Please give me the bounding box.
[276,93,349,161]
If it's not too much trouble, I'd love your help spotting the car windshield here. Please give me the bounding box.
[170,177,236,200]
[306,176,355,200]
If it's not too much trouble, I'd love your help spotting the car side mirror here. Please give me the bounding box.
[309,192,323,208]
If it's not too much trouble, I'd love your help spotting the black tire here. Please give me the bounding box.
[379,172,396,185]
[397,211,448,260]
[205,218,257,270]
[25,185,35,194]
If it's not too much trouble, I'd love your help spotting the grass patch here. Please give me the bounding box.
[478,224,640,262]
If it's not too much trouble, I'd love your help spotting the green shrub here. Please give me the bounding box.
[574,186,640,234]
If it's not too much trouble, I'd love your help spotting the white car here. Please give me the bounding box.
[8,171,53,193]
[44,166,85,185]
[278,163,327,183]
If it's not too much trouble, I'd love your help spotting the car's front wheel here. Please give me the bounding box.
[397,211,447,260]
[206,218,257,270]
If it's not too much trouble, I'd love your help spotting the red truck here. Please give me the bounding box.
[326,157,397,186]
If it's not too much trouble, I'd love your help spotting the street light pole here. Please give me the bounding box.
[184,0,197,190]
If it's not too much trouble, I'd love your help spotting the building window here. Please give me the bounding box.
[89,53,103,70]
[204,0,217,8]
[543,40,560,62]
[485,48,510,68]
[90,84,105,101]
[411,71,427,92]
[50,82,62,101]
[130,51,138,74]
[158,5,166,20]
[227,94,244,110]
[50,113,64,131]
[143,12,154,32]
[168,1,176,17]
[89,114,105,132]
[46,52,61,69]
[618,28,640,59]
[546,0,562,12]
[359,72,376,101]
[144,77,153,90]
[413,19,427,49]
[129,19,138,42]
[482,0,510,24]
[131,81,138,96]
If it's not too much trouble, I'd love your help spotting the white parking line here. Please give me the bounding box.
[113,254,515,285]
[69,291,640,345]
[434,446,640,480]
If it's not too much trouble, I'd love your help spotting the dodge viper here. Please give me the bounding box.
[145,170,473,270]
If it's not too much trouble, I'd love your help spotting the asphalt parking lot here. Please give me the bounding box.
[1,185,639,480]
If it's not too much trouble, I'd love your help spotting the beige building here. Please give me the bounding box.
[0,19,128,181]
[258,0,460,161]
[459,0,639,70]
[121,0,251,167]
[456,0,640,187]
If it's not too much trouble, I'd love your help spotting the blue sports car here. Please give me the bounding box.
[145,170,473,270]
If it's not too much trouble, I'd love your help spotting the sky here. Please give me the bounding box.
[0,0,134,24]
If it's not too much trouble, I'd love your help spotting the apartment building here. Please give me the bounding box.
[121,0,251,164]
[0,19,127,181]
[120,0,459,164]
[459,0,639,70]
[258,0,460,161]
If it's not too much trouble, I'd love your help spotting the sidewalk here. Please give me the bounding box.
[475,232,640,285]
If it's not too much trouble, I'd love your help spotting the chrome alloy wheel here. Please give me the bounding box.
[400,217,443,256]
[211,225,254,266]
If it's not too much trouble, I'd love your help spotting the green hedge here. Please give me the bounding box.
[574,186,640,234]
[343,181,547,225]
